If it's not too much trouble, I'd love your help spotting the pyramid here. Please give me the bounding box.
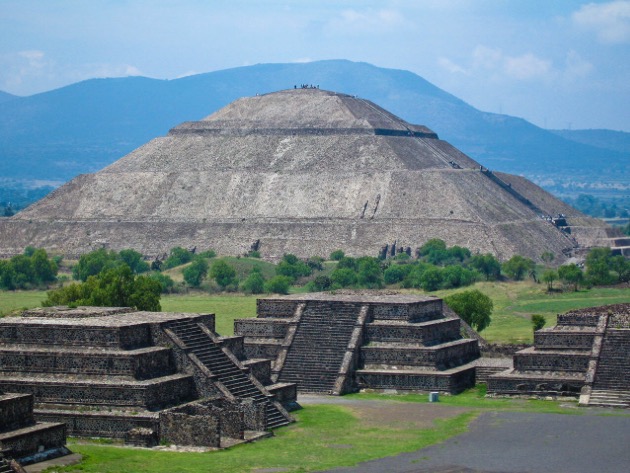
[0,89,609,260]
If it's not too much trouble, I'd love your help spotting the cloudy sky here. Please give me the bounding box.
[1,0,629,131]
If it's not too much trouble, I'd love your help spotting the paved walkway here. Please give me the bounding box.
[321,410,630,473]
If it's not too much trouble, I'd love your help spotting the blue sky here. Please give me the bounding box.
[1,0,629,131]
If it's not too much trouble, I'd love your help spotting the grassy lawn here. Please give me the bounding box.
[433,282,630,343]
[0,290,48,316]
[55,386,625,473]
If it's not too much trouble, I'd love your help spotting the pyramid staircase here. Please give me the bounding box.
[165,319,291,428]
[589,328,630,408]
[277,302,364,393]
[236,294,480,395]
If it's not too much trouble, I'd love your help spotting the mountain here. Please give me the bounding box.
[0,60,627,195]
[550,129,630,154]
[0,91,18,104]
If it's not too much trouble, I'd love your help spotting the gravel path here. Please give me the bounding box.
[320,410,630,473]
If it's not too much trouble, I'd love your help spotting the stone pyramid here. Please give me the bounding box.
[0,88,609,260]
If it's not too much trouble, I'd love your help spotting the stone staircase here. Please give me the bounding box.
[589,329,630,408]
[166,319,290,429]
[278,302,361,393]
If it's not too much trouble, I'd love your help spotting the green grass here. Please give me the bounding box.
[56,405,477,473]
[0,290,48,316]
[432,281,630,343]
[161,293,258,336]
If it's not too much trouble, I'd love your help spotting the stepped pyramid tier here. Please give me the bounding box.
[0,88,609,261]
[0,307,297,448]
[234,292,480,395]
[0,392,68,468]
[488,303,630,408]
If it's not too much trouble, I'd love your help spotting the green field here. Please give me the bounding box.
[54,386,611,473]
[1,283,628,342]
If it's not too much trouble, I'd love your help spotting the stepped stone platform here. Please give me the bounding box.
[234,293,480,395]
[0,392,68,468]
[488,303,630,408]
[0,307,297,447]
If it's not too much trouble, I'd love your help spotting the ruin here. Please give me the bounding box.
[487,303,630,408]
[0,88,611,262]
[0,307,297,447]
[234,293,480,394]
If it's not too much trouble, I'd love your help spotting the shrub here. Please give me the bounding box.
[384,265,406,284]
[183,258,209,287]
[276,254,312,281]
[73,248,119,281]
[329,250,345,261]
[148,272,175,294]
[306,275,332,292]
[210,260,237,289]
[468,254,501,281]
[502,255,535,281]
[330,267,358,288]
[531,314,546,331]
[162,247,194,270]
[264,275,292,294]
[240,268,266,294]
[118,249,150,274]
[585,247,615,285]
[558,263,584,291]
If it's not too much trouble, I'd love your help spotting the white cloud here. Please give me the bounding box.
[503,53,552,80]
[437,57,468,74]
[572,1,630,43]
[564,50,593,78]
[326,8,406,34]
[290,58,313,64]
[471,45,503,70]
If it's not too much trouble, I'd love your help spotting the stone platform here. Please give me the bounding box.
[488,303,630,408]
[0,307,298,447]
[235,293,480,395]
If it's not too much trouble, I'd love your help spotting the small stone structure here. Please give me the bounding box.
[0,307,297,447]
[234,293,480,394]
[488,303,630,408]
[0,392,68,467]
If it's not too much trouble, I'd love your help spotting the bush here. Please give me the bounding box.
[265,275,292,294]
[502,255,535,281]
[73,248,119,281]
[197,249,217,259]
[240,268,266,294]
[162,247,194,270]
[356,257,383,289]
[183,258,209,287]
[276,254,312,281]
[210,260,237,289]
[558,263,584,291]
[384,265,406,284]
[444,289,493,332]
[585,247,615,285]
[118,249,150,274]
[44,265,161,311]
[531,314,546,331]
[329,250,345,261]
[0,248,58,290]
[469,254,501,281]
[148,272,176,294]
[306,275,332,292]
[330,267,358,288]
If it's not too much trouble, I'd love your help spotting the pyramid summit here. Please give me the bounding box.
[0,88,609,260]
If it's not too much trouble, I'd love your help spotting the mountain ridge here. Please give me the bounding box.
[0,60,627,195]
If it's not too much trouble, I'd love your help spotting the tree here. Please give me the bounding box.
[444,290,493,332]
[330,267,358,288]
[420,267,442,291]
[356,257,383,288]
[384,265,406,284]
[119,249,150,274]
[469,254,501,281]
[264,275,291,294]
[44,265,161,311]
[558,264,584,291]
[441,265,477,289]
[541,269,557,291]
[276,254,311,281]
[240,267,266,294]
[610,255,630,283]
[30,249,58,284]
[585,247,614,285]
[541,251,555,266]
[183,258,209,287]
[329,250,345,261]
[162,247,194,270]
[148,272,176,294]
[306,275,332,292]
[502,255,535,281]
[210,260,237,289]
[531,314,546,332]
[73,248,119,281]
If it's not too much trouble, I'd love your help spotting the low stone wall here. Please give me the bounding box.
[256,300,299,318]
[266,383,298,407]
[534,331,595,350]
[234,319,289,339]
[0,324,152,350]
[514,351,590,372]
[371,299,442,322]
[220,336,246,360]
[356,366,475,394]
[365,319,460,345]
[1,375,196,409]
[488,375,584,396]
[0,393,34,431]
[0,423,67,460]
[242,359,272,385]
[0,347,175,380]
[36,410,158,439]
[557,314,600,326]
[361,340,479,370]
[242,340,282,360]
[480,343,531,358]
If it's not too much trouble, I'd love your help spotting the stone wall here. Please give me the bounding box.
[365,319,461,345]
[0,393,34,432]
[360,340,479,370]
[256,300,299,318]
